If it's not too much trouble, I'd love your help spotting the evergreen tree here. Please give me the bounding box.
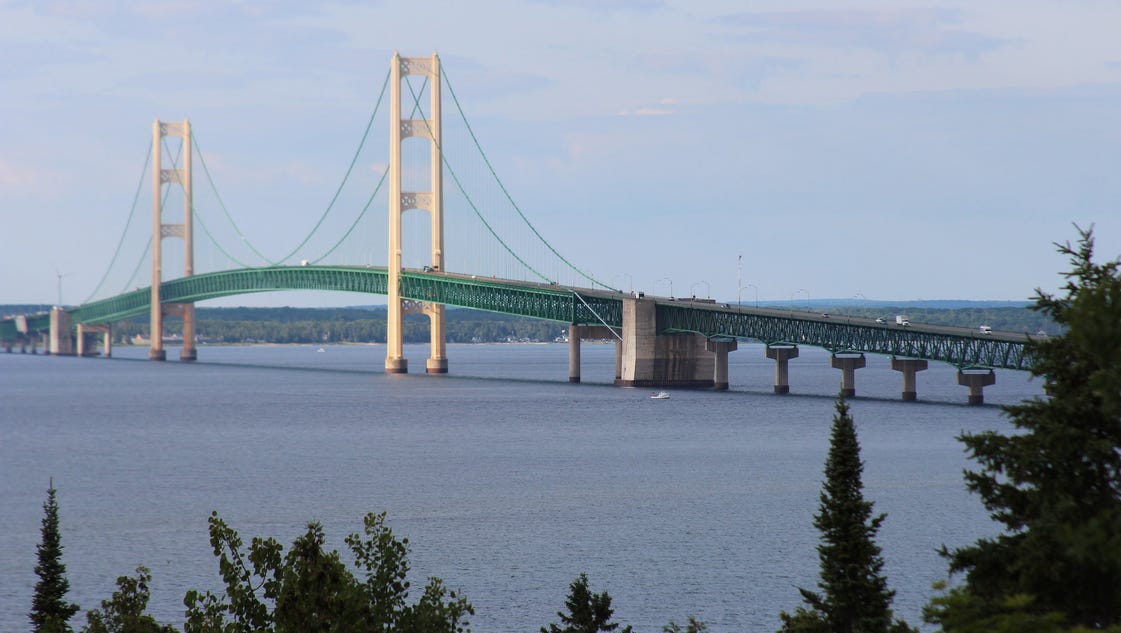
[778,396,914,633]
[30,480,80,633]
[926,227,1121,630]
[541,573,633,633]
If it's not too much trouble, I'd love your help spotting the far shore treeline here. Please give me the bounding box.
[0,303,1057,346]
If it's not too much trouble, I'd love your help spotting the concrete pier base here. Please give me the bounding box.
[617,298,714,388]
[76,324,112,358]
[385,357,408,374]
[180,348,197,362]
[425,357,448,374]
[149,348,166,361]
[706,338,738,391]
[568,330,581,383]
[568,325,617,384]
[765,345,799,394]
[957,370,996,405]
[614,340,622,381]
[49,308,73,356]
[830,353,866,397]
[891,358,928,401]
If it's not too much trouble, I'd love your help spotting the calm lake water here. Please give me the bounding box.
[0,343,1041,632]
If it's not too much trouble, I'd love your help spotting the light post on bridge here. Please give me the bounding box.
[740,284,758,308]
[612,273,633,293]
[690,281,710,299]
[654,277,673,298]
[791,288,809,309]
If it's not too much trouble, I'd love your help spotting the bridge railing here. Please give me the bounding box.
[655,301,1034,370]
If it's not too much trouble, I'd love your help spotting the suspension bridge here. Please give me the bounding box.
[0,53,1033,403]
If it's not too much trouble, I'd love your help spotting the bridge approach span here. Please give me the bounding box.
[3,266,1033,372]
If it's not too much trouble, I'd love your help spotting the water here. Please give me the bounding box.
[0,343,1041,632]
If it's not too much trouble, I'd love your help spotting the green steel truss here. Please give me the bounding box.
[0,312,51,341]
[656,302,1033,370]
[2,267,1032,370]
[0,267,622,333]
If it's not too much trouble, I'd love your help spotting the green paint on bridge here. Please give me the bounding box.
[1,266,1034,370]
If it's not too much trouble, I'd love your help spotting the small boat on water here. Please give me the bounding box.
[316,348,326,352]
[650,391,670,400]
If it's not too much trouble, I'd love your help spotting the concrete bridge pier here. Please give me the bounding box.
[614,340,622,382]
[76,324,112,357]
[49,307,74,356]
[568,328,582,383]
[568,325,617,383]
[831,353,866,397]
[891,358,928,401]
[617,298,714,388]
[706,338,738,391]
[958,370,996,405]
[765,345,799,394]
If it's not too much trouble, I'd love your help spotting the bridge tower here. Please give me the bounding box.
[149,119,197,362]
[386,52,446,374]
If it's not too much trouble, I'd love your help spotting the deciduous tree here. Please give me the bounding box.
[183,511,472,633]
[81,567,177,633]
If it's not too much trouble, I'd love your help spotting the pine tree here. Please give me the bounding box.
[541,573,632,633]
[927,227,1121,629]
[30,480,80,633]
[778,396,914,633]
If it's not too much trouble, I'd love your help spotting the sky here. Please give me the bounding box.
[2,0,1120,307]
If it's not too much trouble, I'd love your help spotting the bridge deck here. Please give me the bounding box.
[1,266,1034,370]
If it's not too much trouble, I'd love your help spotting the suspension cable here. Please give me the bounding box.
[311,165,389,263]
[83,139,153,303]
[111,138,183,297]
[573,291,623,340]
[193,205,251,268]
[191,134,277,266]
[441,66,615,290]
[307,73,426,263]
[119,237,151,294]
[404,71,552,284]
[275,68,391,264]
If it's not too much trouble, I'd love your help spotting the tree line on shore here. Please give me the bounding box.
[23,229,1121,632]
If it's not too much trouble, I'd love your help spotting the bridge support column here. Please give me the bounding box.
[957,370,996,405]
[180,304,197,361]
[77,324,111,357]
[386,53,445,376]
[706,339,738,391]
[568,325,617,383]
[617,297,713,388]
[614,339,622,381]
[891,358,928,401]
[830,353,866,398]
[150,118,195,362]
[765,345,799,394]
[568,326,582,383]
[49,307,73,356]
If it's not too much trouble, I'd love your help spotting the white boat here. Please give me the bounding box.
[650,391,670,399]
[316,348,325,352]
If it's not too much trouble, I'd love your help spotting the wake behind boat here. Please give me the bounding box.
[650,391,670,399]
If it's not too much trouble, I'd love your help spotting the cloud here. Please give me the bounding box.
[0,159,42,189]
[616,106,674,116]
[718,8,1006,58]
